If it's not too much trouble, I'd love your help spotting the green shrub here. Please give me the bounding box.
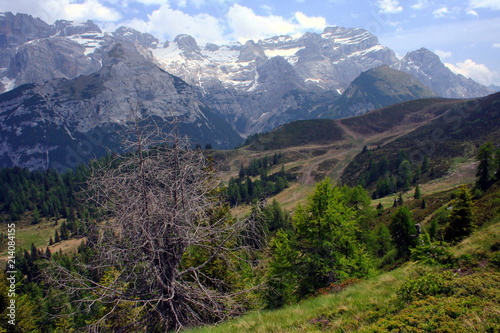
[397,270,454,303]
[490,252,500,268]
[410,234,454,266]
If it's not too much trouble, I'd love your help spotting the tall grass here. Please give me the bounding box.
[185,265,415,333]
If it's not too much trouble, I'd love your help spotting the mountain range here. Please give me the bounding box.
[0,12,495,170]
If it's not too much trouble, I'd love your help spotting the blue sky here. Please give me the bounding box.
[1,0,499,86]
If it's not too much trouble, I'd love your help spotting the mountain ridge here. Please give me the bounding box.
[0,12,496,170]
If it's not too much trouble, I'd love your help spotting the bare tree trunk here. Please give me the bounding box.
[44,123,250,332]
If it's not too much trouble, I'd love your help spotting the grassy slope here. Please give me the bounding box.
[0,216,83,261]
[186,183,500,333]
[212,93,499,215]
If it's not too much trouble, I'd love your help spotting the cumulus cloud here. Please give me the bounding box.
[433,7,450,18]
[434,49,452,59]
[125,4,226,44]
[294,12,327,30]
[469,0,500,10]
[226,4,327,42]
[377,0,403,14]
[0,0,122,23]
[466,9,479,16]
[411,0,430,10]
[445,59,498,85]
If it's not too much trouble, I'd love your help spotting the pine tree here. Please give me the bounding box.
[389,206,417,257]
[413,184,422,199]
[421,198,427,209]
[397,160,413,191]
[444,187,475,242]
[476,142,495,191]
[397,193,404,206]
[32,206,41,224]
[267,179,372,305]
[421,155,430,173]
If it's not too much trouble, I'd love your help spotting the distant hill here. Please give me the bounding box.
[220,92,500,207]
[324,65,437,118]
[341,91,500,188]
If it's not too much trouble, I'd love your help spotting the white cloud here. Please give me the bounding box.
[128,0,169,5]
[260,5,273,15]
[433,7,450,18]
[226,4,327,42]
[434,49,452,59]
[445,59,498,85]
[64,0,122,21]
[294,12,327,30]
[377,0,403,14]
[469,0,500,10]
[140,4,225,43]
[411,0,430,10]
[0,0,121,23]
[227,5,296,42]
[466,9,479,16]
[493,43,500,47]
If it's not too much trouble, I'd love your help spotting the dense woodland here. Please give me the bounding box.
[0,139,499,332]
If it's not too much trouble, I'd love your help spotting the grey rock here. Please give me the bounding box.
[393,48,493,98]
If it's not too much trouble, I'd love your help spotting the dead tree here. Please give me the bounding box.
[45,124,250,332]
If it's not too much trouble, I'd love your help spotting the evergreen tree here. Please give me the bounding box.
[444,187,475,242]
[376,202,384,211]
[267,179,372,306]
[428,217,438,240]
[495,147,500,180]
[32,206,41,224]
[476,142,496,191]
[397,193,404,206]
[374,224,393,257]
[413,184,422,199]
[397,160,413,190]
[389,206,417,257]
[421,155,430,173]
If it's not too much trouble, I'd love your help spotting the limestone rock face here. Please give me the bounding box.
[0,41,241,170]
[393,48,492,98]
[7,37,102,86]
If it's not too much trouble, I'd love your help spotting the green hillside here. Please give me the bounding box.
[325,65,437,118]
[185,181,500,333]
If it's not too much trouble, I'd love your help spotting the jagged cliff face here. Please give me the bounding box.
[152,27,401,134]
[151,27,492,135]
[0,12,107,92]
[153,27,397,94]
[0,40,241,170]
[392,48,491,98]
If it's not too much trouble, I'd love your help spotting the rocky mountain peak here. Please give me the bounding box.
[0,12,50,48]
[205,42,219,51]
[174,34,199,51]
[402,47,441,66]
[393,48,493,98]
[238,40,268,63]
[173,34,203,59]
[114,26,159,49]
[322,26,377,42]
[52,19,101,37]
[257,56,303,88]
